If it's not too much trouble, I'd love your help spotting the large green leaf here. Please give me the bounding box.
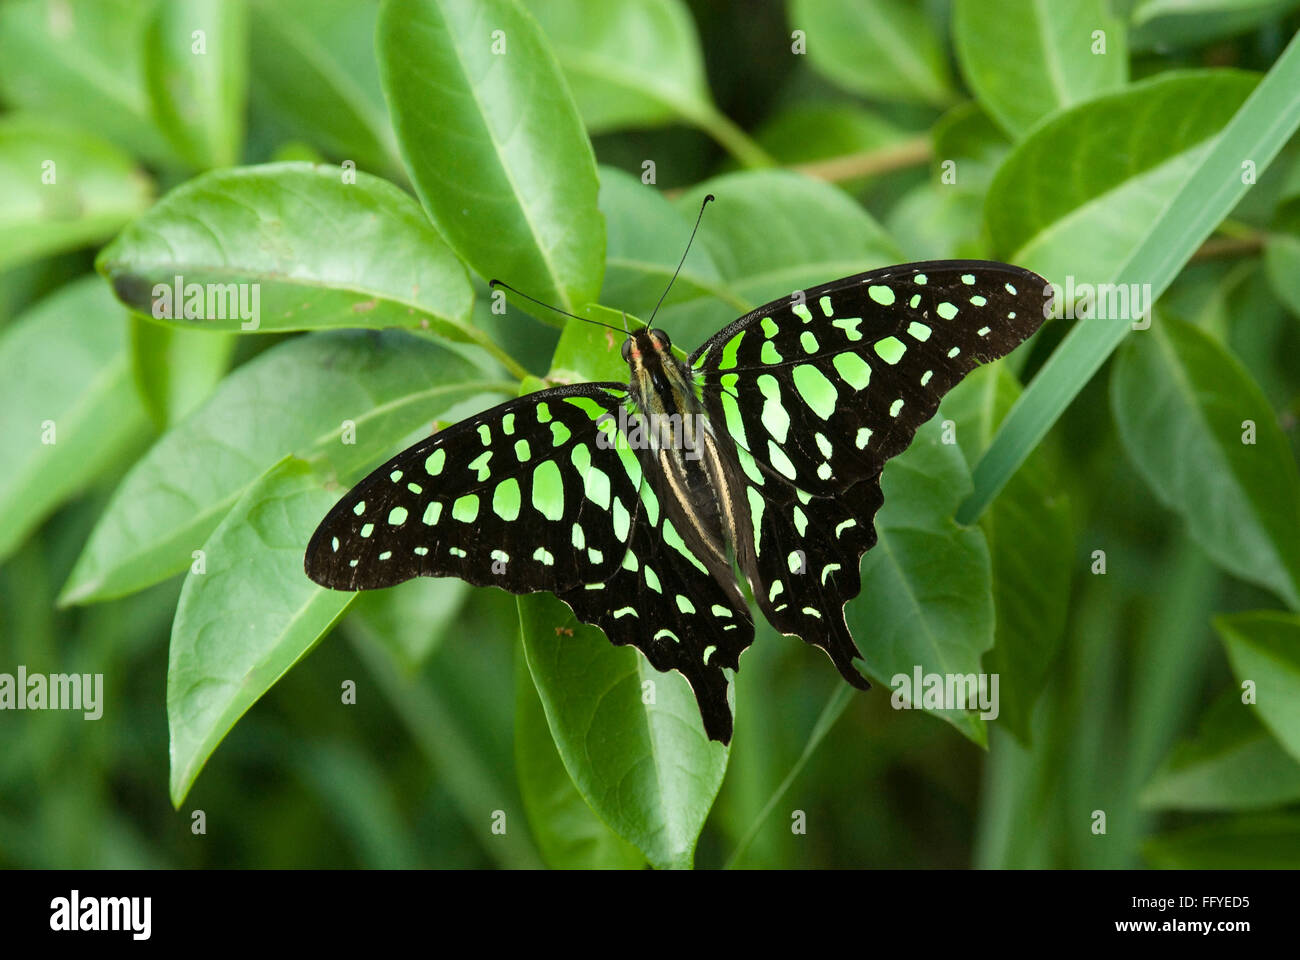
[953,0,1127,138]
[348,577,471,672]
[1264,196,1300,316]
[0,0,179,166]
[930,101,1013,198]
[1144,814,1300,868]
[128,320,238,428]
[517,593,728,869]
[1215,612,1300,763]
[1112,317,1300,609]
[0,277,150,560]
[523,0,710,133]
[941,364,1072,744]
[145,0,249,169]
[513,652,646,869]
[788,0,955,106]
[1141,689,1300,811]
[97,163,475,337]
[61,330,496,604]
[0,119,153,272]
[249,0,402,178]
[847,417,995,745]
[377,0,605,315]
[168,456,353,805]
[987,70,1258,285]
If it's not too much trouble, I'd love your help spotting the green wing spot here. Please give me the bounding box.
[644,565,662,593]
[622,550,638,572]
[720,372,740,394]
[422,502,442,525]
[612,499,630,540]
[492,549,509,563]
[533,547,554,566]
[613,606,637,619]
[536,402,551,423]
[867,284,895,305]
[906,321,931,342]
[768,440,798,479]
[588,547,604,564]
[614,438,643,491]
[914,273,928,285]
[761,316,779,338]
[530,461,564,521]
[406,482,423,494]
[571,523,585,550]
[719,331,744,370]
[874,336,905,365]
[638,475,660,524]
[890,398,904,417]
[360,523,374,538]
[800,330,818,354]
[909,294,921,308]
[387,506,408,525]
[746,485,765,555]
[413,546,428,556]
[502,412,515,435]
[787,551,803,573]
[353,500,366,515]
[389,469,403,483]
[425,450,445,476]
[477,424,491,446]
[921,370,934,386]
[761,340,782,364]
[452,494,479,522]
[970,294,987,306]
[492,477,521,521]
[832,351,871,390]
[855,427,872,449]
[564,396,608,420]
[378,551,392,561]
[583,462,611,510]
[792,363,838,419]
[815,433,832,459]
[793,504,808,536]
[675,594,696,614]
[792,302,813,322]
[769,580,783,602]
[662,518,709,573]
[961,273,976,284]
[710,605,733,618]
[550,421,571,447]
[1005,282,1018,295]
[736,444,765,486]
[514,438,531,462]
[468,450,492,481]
[937,302,959,320]
[757,373,789,443]
[721,390,748,448]
[818,295,833,316]
[833,317,863,341]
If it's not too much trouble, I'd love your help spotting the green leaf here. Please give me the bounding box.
[754,103,909,169]
[517,593,728,869]
[1144,814,1300,868]
[670,170,903,339]
[1215,612,1300,763]
[0,277,150,560]
[962,35,1300,522]
[523,0,710,133]
[347,577,471,672]
[129,319,238,427]
[788,0,956,106]
[884,182,985,261]
[941,364,1072,744]
[847,417,995,745]
[377,0,605,315]
[1130,0,1300,51]
[145,0,249,169]
[249,0,403,178]
[1264,196,1300,316]
[1112,317,1300,609]
[953,0,1127,138]
[1141,689,1300,811]
[61,330,493,605]
[97,163,474,336]
[0,118,153,272]
[987,70,1258,285]
[513,651,645,869]
[0,0,179,166]
[168,456,353,805]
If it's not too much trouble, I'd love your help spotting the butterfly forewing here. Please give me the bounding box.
[306,383,642,594]
[691,260,1048,497]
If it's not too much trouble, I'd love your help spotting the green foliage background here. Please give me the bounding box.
[2,0,1300,869]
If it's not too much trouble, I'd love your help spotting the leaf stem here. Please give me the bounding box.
[791,135,933,183]
[691,104,776,169]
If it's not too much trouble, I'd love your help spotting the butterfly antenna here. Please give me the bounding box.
[648,193,714,324]
[488,279,623,333]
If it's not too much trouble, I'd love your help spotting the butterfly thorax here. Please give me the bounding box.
[623,328,753,612]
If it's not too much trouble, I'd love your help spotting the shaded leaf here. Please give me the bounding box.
[129,319,237,427]
[1144,814,1300,868]
[1215,611,1300,762]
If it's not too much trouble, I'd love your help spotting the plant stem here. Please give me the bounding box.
[691,104,776,168]
[792,135,933,182]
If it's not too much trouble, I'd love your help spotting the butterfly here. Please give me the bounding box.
[305,199,1047,744]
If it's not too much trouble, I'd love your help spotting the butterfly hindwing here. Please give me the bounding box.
[690,260,1047,496]
[305,383,642,595]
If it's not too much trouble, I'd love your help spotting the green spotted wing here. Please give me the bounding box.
[305,381,751,742]
[691,259,1047,687]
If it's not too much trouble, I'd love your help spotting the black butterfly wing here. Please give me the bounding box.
[690,260,1048,495]
[691,260,1048,682]
[305,383,643,594]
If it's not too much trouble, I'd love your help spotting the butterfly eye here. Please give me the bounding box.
[649,328,671,349]
[620,338,633,361]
